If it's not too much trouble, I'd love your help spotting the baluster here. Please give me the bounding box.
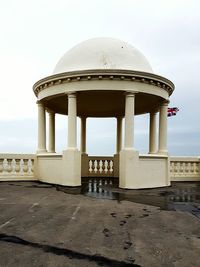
[11,159,16,175]
[89,160,92,173]
[104,160,108,173]
[195,163,199,174]
[27,159,33,175]
[2,159,8,175]
[31,159,34,173]
[20,159,24,175]
[99,160,103,173]
[174,162,178,173]
[110,160,113,173]
[94,160,98,173]
[15,159,20,175]
[187,162,191,174]
[170,162,174,173]
[182,162,186,175]
[192,163,196,174]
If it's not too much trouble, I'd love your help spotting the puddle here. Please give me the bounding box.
[56,178,200,218]
[6,179,200,218]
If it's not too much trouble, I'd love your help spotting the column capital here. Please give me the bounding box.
[46,108,55,115]
[125,91,137,97]
[36,101,44,107]
[161,100,170,106]
[68,92,77,98]
[150,109,158,115]
[79,115,87,119]
[116,115,123,119]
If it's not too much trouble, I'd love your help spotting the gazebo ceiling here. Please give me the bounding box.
[44,90,161,117]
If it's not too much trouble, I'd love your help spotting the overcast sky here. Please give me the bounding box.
[0,0,199,156]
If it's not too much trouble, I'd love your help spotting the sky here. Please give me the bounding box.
[0,0,199,156]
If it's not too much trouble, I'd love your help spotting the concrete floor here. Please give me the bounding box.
[0,180,200,267]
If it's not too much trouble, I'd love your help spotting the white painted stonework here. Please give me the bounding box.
[0,155,199,182]
[53,37,153,74]
[1,38,199,187]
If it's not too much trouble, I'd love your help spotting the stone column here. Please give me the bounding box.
[37,102,47,153]
[62,92,81,186]
[80,117,87,154]
[114,116,123,178]
[158,101,168,154]
[68,93,77,149]
[48,110,55,153]
[116,116,123,153]
[124,93,135,149]
[119,92,139,189]
[149,112,157,154]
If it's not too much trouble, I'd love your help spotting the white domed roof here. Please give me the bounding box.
[53,38,153,74]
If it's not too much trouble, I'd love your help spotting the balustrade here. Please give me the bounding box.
[170,157,200,181]
[0,154,35,181]
[88,157,114,177]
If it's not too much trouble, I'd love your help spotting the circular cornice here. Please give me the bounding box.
[33,69,174,97]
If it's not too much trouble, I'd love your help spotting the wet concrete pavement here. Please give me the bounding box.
[0,179,200,266]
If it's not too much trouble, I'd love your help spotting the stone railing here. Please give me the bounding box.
[0,154,35,181]
[88,156,114,177]
[170,157,200,181]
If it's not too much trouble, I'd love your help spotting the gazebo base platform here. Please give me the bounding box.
[35,152,170,189]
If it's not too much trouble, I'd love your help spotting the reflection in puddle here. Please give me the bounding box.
[86,178,115,199]
[56,178,200,218]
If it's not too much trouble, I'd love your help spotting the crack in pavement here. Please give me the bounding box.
[0,233,141,267]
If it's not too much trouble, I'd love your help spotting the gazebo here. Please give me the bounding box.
[33,37,174,189]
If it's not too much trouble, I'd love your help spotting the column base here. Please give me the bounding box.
[148,151,157,155]
[119,149,139,189]
[158,150,168,155]
[37,149,47,154]
[48,150,56,153]
[62,149,81,186]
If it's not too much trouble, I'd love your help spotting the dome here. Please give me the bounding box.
[53,37,153,74]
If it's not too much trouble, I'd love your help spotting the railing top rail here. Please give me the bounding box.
[139,154,168,159]
[37,153,62,158]
[0,154,35,160]
[170,156,199,162]
[88,156,114,160]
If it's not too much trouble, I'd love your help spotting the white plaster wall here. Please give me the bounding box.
[137,156,169,188]
[35,155,63,185]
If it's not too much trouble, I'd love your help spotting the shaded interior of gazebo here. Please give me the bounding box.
[43,90,162,117]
